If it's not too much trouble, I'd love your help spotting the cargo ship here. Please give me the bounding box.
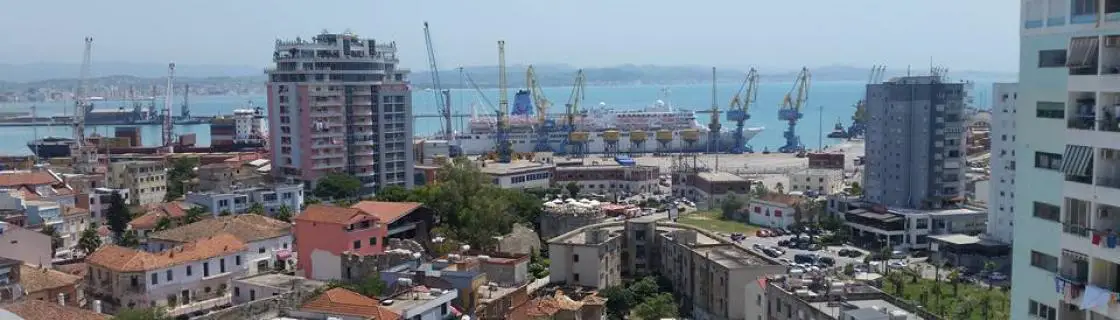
[454,91,763,155]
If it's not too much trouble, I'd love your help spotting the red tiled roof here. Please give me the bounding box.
[754,192,802,207]
[301,287,401,320]
[295,204,366,225]
[350,201,421,224]
[1,299,109,320]
[86,233,246,272]
[0,171,58,187]
[128,201,191,230]
[18,264,81,293]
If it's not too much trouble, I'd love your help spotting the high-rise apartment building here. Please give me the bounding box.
[862,76,970,209]
[1014,1,1120,318]
[266,32,414,194]
[989,82,1018,244]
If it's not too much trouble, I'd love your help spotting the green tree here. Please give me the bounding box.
[154,216,173,231]
[502,188,544,225]
[775,182,785,194]
[528,249,550,279]
[599,285,637,320]
[373,185,412,202]
[247,203,266,215]
[276,205,293,223]
[165,157,199,201]
[948,268,962,295]
[39,225,62,257]
[105,192,131,242]
[327,276,388,298]
[423,158,519,249]
[219,210,232,216]
[631,293,678,320]
[628,277,660,298]
[565,181,580,197]
[77,226,102,256]
[184,206,207,224]
[720,195,743,220]
[113,307,171,320]
[794,200,821,225]
[313,172,362,200]
[118,230,141,248]
[849,181,863,196]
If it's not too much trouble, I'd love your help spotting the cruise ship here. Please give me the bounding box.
[454,91,763,155]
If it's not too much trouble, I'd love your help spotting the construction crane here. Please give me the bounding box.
[706,67,721,153]
[71,37,98,174]
[726,68,759,154]
[181,83,191,119]
[162,62,176,152]
[561,70,586,157]
[494,41,513,163]
[848,65,885,138]
[527,65,554,152]
[778,67,811,154]
[423,22,453,141]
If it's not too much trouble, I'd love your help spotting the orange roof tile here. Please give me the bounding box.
[350,201,422,224]
[86,233,246,272]
[18,264,81,293]
[129,202,192,229]
[0,171,58,187]
[295,204,366,225]
[54,263,88,278]
[61,206,89,218]
[128,211,169,230]
[301,288,401,320]
[755,192,803,207]
[1,299,109,320]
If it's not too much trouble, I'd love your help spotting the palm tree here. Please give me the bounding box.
[948,268,962,296]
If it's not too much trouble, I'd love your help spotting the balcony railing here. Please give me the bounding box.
[1067,173,1094,184]
[1064,223,1092,237]
[1097,176,1120,189]
[1070,116,1097,130]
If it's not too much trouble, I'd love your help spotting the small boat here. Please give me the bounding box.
[827,119,850,139]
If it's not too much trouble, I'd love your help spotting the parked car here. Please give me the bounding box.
[846,250,863,258]
[807,243,822,251]
[888,261,908,269]
[989,272,1009,281]
[818,256,836,266]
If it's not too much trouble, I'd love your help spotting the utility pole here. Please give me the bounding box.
[818,105,824,151]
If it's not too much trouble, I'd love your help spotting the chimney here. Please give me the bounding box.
[57,293,65,306]
[93,300,102,313]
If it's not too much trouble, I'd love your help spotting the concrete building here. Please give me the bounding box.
[184,183,303,216]
[0,222,51,267]
[863,75,970,209]
[764,273,936,320]
[266,31,414,194]
[85,234,248,316]
[231,272,325,305]
[0,258,22,302]
[59,206,92,259]
[0,169,77,207]
[107,161,166,206]
[294,202,432,280]
[745,193,803,229]
[548,219,784,320]
[18,264,84,307]
[786,168,845,196]
[146,214,293,275]
[76,187,129,225]
[478,159,556,189]
[672,171,753,210]
[194,161,268,193]
[553,161,660,195]
[840,201,987,252]
[989,82,1018,244]
[1012,2,1120,319]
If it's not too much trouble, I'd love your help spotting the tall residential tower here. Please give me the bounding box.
[988,82,1017,244]
[1014,1,1120,318]
[862,75,970,209]
[266,32,414,194]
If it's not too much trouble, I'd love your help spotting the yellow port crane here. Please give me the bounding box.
[726,68,759,154]
[527,65,554,152]
[563,70,587,157]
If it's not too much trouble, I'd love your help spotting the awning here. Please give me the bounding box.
[276,249,292,260]
[1061,145,1094,176]
[1068,37,1100,67]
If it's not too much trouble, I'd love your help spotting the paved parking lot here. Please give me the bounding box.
[743,234,869,268]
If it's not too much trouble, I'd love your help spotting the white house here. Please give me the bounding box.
[184,183,303,216]
[745,193,802,229]
[86,234,249,316]
[145,214,293,275]
[786,168,845,196]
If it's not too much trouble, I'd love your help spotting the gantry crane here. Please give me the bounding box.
[561,70,586,157]
[527,65,554,152]
[726,68,759,154]
[848,65,884,138]
[424,22,453,141]
[778,67,811,154]
[706,67,722,153]
[162,62,176,153]
[494,41,513,163]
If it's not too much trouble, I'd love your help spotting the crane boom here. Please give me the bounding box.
[163,63,176,152]
[495,40,512,162]
[726,68,758,154]
[424,22,453,140]
[777,67,810,153]
[528,65,553,152]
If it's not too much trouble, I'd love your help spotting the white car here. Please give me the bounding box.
[888,261,908,269]
[989,272,1008,281]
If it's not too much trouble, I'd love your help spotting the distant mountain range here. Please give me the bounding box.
[0,62,1017,90]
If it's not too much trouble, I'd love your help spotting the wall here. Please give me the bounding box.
[0,223,52,267]
[746,199,797,229]
[786,170,844,195]
[989,82,1019,244]
[295,217,389,279]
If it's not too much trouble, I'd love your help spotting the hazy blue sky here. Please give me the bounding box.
[0,0,1019,71]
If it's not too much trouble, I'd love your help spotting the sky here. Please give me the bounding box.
[0,0,1020,72]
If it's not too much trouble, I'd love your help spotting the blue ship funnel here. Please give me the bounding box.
[512,90,534,116]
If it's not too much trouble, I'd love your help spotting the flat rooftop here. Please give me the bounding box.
[692,245,771,268]
[236,273,326,293]
[550,226,625,245]
[791,168,844,176]
[891,206,983,216]
[809,299,914,319]
[384,289,455,314]
[697,171,747,183]
[476,284,520,303]
[478,160,555,175]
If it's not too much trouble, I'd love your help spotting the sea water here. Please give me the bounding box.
[0,81,993,156]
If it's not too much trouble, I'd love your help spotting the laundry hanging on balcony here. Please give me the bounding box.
[1061,145,1094,177]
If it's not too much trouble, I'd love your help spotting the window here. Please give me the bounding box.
[1033,201,1061,222]
[1072,0,1098,17]
[220,258,226,273]
[573,254,579,262]
[1030,250,1059,272]
[353,240,361,249]
[369,237,377,246]
[1028,299,1057,320]
[166,270,173,282]
[258,247,266,254]
[573,273,580,282]
[203,262,210,277]
[235,255,241,266]
[1036,101,1065,119]
[186,265,193,276]
[1034,152,1062,170]
[1038,50,1067,67]
[441,303,448,315]
[234,287,240,297]
[151,273,158,285]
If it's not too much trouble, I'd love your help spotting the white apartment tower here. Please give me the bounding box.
[988,82,1017,244]
[266,32,414,194]
[1014,1,1120,319]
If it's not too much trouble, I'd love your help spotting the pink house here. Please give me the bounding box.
[294,201,431,280]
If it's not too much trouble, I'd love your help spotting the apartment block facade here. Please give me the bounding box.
[184,183,303,216]
[989,82,1019,244]
[266,32,414,194]
[107,161,166,206]
[863,76,970,209]
[1014,1,1120,319]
